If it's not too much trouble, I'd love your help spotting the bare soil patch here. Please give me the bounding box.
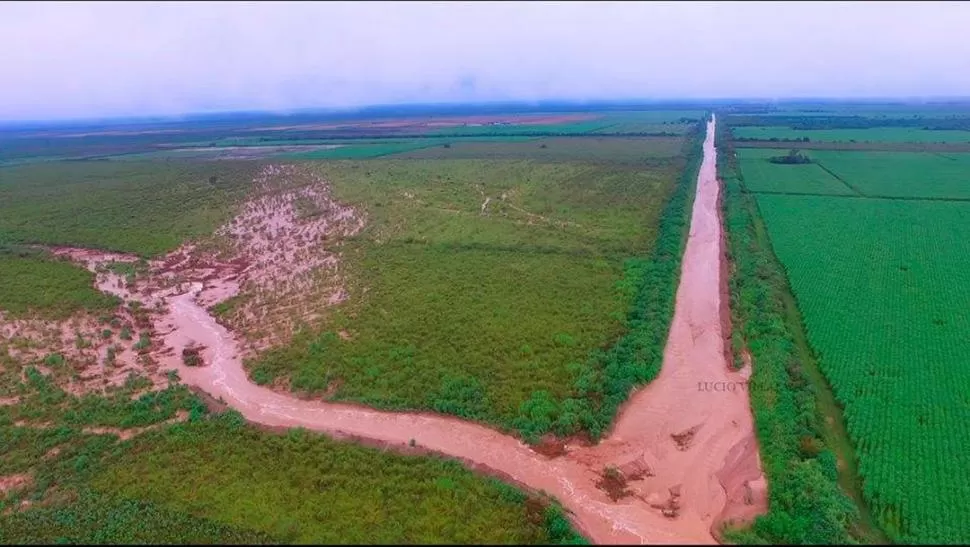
[0,474,31,498]
[200,163,365,354]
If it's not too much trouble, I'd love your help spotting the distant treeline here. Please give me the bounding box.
[219,131,686,142]
[727,115,970,131]
[735,136,811,143]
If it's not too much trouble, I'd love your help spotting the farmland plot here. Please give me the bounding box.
[734,126,970,143]
[754,193,970,543]
[808,151,970,199]
[736,148,854,195]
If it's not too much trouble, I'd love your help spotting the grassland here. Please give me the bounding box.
[244,120,704,442]
[249,146,693,437]
[0,161,258,257]
[592,110,703,134]
[0,143,595,542]
[285,136,536,160]
[733,126,970,143]
[428,120,615,137]
[1,109,705,543]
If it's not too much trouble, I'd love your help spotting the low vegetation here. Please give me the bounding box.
[0,246,119,319]
[247,123,703,441]
[0,359,585,544]
[393,136,683,163]
[0,161,258,257]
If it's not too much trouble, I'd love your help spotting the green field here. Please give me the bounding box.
[0,161,257,257]
[393,137,683,162]
[593,110,704,134]
[752,193,970,543]
[428,120,615,137]
[249,140,696,438]
[735,148,855,195]
[283,136,536,160]
[808,151,970,199]
[723,114,970,544]
[734,126,970,144]
[756,106,970,119]
[737,148,970,199]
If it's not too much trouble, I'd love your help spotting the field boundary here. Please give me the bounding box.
[813,161,864,196]
[732,139,970,153]
[745,188,970,203]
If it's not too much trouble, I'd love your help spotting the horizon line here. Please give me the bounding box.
[4,95,970,128]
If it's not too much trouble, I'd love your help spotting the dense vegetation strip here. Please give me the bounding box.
[727,113,970,131]
[715,119,885,544]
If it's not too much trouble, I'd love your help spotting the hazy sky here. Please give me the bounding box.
[3,1,970,121]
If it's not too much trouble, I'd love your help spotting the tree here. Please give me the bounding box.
[768,149,812,165]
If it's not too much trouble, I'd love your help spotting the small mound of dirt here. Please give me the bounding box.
[617,453,654,481]
[181,343,206,367]
[671,424,702,451]
[533,434,567,458]
[524,496,547,525]
[595,465,633,502]
[188,385,228,414]
[647,484,682,519]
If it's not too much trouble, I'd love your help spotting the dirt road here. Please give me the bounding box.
[60,115,766,544]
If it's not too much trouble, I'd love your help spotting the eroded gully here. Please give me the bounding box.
[93,116,767,544]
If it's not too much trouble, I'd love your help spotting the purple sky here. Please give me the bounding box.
[3,1,969,121]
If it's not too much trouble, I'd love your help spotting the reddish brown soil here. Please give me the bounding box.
[0,474,31,497]
[13,410,189,442]
[0,254,171,397]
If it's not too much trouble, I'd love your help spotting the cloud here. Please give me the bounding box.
[1,1,969,121]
